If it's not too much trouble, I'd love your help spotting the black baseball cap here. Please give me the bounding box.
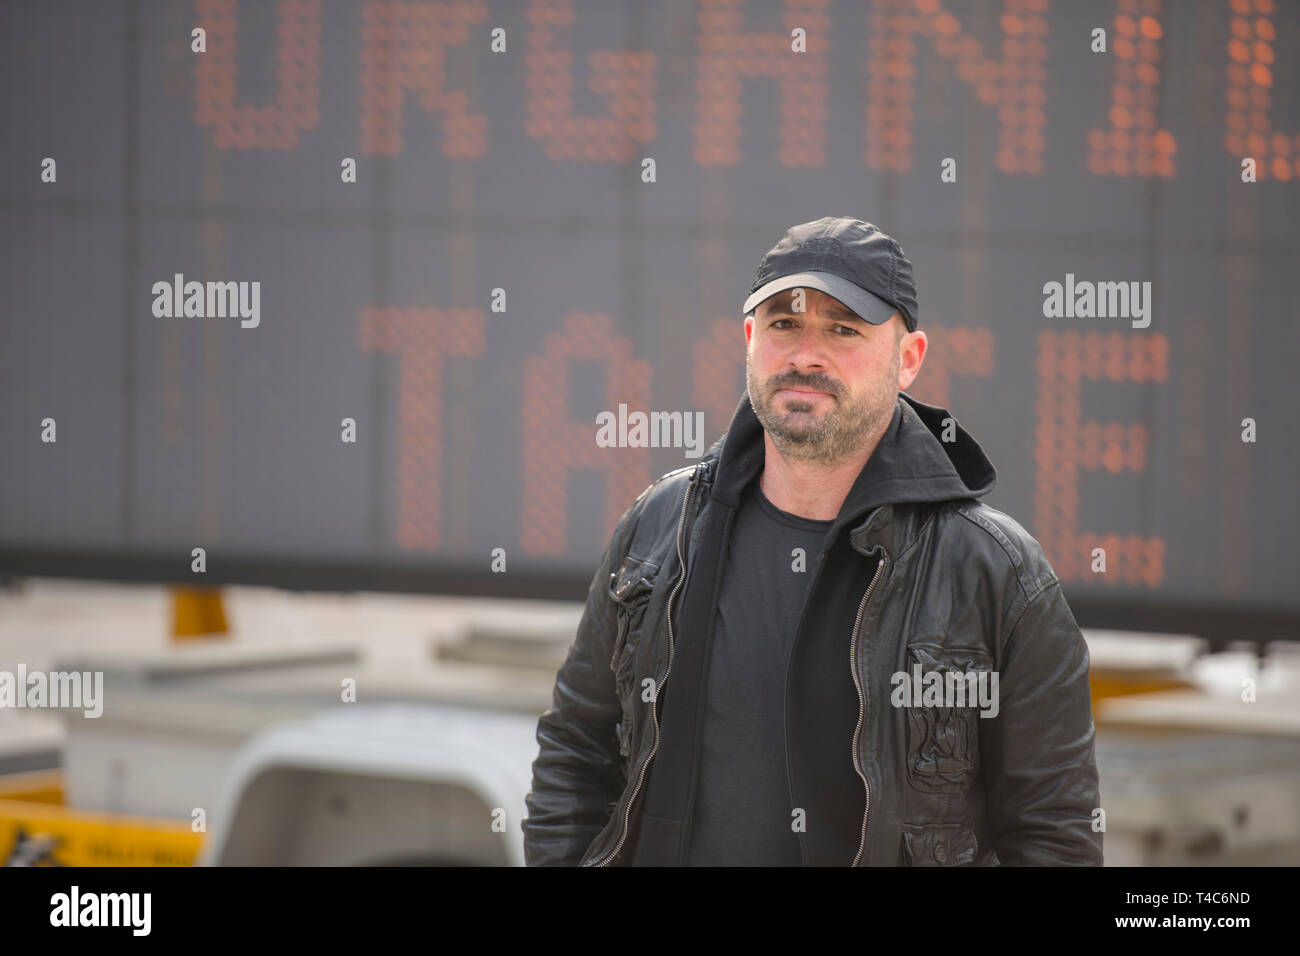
[742,217,918,333]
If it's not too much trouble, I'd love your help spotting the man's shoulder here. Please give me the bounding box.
[632,462,699,511]
[611,460,704,552]
[941,499,1061,602]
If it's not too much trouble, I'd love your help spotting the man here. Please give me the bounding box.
[523,216,1102,866]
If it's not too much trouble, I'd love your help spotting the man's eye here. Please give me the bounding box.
[834,325,859,336]
[772,319,794,329]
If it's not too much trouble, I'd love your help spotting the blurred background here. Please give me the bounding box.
[1,0,1298,865]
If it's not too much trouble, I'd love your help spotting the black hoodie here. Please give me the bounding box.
[624,389,997,865]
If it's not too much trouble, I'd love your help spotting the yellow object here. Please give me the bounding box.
[1089,671,1193,719]
[0,771,202,866]
[170,586,229,641]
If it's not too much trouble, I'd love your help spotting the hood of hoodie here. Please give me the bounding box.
[701,388,997,539]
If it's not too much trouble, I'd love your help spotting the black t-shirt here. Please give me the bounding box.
[685,478,834,865]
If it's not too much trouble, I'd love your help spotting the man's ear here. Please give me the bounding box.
[744,314,753,347]
[897,329,927,391]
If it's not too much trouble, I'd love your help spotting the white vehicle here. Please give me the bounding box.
[50,617,573,866]
[200,704,539,866]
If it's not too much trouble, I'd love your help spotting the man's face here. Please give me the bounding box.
[745,287,905,465]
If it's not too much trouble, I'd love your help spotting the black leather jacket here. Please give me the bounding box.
[523,391,1102,866]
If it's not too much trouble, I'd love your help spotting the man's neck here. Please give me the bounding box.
[757,422,890,521]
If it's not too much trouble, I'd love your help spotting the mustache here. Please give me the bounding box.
[767,372,843,396]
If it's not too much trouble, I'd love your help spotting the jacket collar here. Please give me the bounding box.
[699,389,997,557]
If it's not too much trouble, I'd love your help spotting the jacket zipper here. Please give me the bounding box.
[591,462,703,866]
[849,555,886,867]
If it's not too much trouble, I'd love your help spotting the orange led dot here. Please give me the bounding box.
[934,13,960,36]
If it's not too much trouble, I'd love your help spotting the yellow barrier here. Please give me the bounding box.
[0,772,202,867]
[1089,671,1194,719]
[170,586,230,641]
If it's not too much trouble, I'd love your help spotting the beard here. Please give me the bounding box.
[746,348,900,465]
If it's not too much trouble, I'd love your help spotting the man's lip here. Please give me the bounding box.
[777,386,830,396]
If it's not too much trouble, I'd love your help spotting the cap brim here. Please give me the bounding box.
[742,271,898,326]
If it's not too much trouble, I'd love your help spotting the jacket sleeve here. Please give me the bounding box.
[982,579,1103,865]
[521,506,641,866]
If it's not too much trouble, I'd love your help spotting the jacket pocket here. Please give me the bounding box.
[903,642,994,794]
[609,555,659,757]
[899,822,979,866]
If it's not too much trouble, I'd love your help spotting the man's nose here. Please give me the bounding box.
[785,325,829,368]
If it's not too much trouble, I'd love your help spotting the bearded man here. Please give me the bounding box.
[524,216,1102,867]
